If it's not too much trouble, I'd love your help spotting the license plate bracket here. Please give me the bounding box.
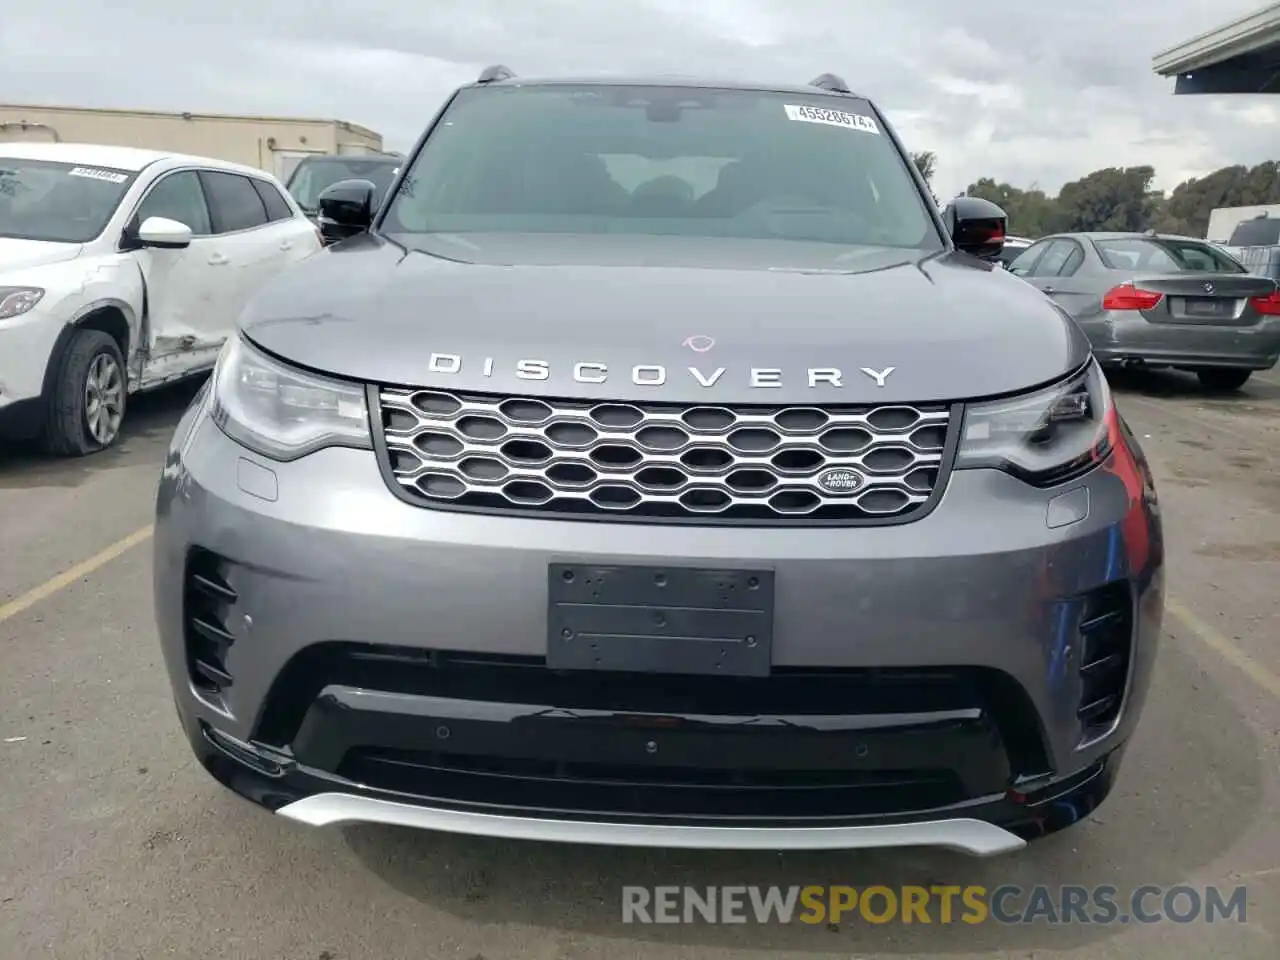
[1180,297,1235,318]
[547,563,774,677]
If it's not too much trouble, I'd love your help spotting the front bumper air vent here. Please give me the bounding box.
[1077,583,1133,742]
[184,548,238,696]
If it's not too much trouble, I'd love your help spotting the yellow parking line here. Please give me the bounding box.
[0,525,154,625]
[1166,596,1280,700]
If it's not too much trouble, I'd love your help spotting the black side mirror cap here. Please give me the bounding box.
[316,178,377,244]
[943,196,1008,263]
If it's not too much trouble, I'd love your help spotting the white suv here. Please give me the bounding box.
[0,142,322,455]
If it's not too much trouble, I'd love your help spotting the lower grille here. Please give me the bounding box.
[337,748,968,820]
[252,643,1051,822]
[375,387,954,523]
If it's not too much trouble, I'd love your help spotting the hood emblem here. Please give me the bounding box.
[815,467,865,496]
[682,335,715,353]
[423,352,898,389]
[1203,282,1214,293]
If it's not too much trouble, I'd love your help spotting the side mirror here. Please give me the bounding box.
[136,216,192,249]
[317,178,376,244]
[944,197,1007,263]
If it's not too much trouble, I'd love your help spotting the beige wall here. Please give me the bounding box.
[0,104,382,178]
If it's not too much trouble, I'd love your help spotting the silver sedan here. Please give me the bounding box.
[1008,231,1280,390]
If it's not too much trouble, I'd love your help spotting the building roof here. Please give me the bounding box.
[1151,2,1280,93]
[0,141,276,178]
[0,101,382,141]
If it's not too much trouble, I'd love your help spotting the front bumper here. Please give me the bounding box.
[1081,312,1280,370]
[0,307,62,440]
[154,394,1164,855]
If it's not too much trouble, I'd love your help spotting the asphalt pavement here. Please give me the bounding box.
[1,370,1277,960]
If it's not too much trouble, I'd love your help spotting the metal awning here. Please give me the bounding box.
[1152,2,1280,94]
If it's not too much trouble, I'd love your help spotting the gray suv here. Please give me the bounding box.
[154,67,1165,858]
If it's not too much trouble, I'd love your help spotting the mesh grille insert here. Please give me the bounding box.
[377,388,953,522]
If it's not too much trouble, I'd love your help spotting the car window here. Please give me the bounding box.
[1059,243,1085,276]
[251,178,295,222]
[278,155,307,185]
[998,244,1027,266]
[1030,239,1083,277]
[1226,217,1280,247]
[1176,244,1226,272]
[287,158,400,212]
[0,158,136,243]
[199,171,269,233]
[1094,237,1245,274]
[383,84,942,251]
[135,171,212,234]
[1007,240,1051,276]
[1027,240,1070,276]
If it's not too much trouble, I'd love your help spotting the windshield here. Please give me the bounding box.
[1094,237,1245,274]
[1227,217,1280,247]
[0,158,136,243]
[382,84,941,251]
[287,158,400,211]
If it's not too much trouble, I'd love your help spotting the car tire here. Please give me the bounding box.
[1195,368,1251,392]
[42,329,128,457]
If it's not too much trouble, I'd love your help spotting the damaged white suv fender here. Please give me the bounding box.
[0,142,321,456]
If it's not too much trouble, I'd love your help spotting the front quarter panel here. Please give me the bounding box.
[59,258,145,369]
[0,257,143,407]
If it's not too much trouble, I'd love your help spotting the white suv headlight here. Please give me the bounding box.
[210,335,372,461]
[955,359,1114,487]
[0,287,44,320]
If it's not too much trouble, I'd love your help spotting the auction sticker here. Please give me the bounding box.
[784,104,879,134]
[68,166,129,183]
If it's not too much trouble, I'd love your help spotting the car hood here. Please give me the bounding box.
[240,232,1091,406]
[0,237,84,273]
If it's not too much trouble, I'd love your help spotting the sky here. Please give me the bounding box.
[3,0,1278,200]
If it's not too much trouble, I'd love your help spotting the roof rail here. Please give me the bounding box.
[477,65,516,84]
[809,73,851,94]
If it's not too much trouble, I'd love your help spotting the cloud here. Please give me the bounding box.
[3,0,1277,199]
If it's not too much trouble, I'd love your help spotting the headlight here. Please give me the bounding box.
[955,360,1113,486]
[210,335,371,461]
[0,287,44,320]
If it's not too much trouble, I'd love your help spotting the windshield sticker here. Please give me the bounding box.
[784,104,879,134]
[67,166,129,184]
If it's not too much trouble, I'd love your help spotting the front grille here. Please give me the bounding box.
[375,387,954,523]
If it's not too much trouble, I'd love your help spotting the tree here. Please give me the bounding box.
[963,177,1065,237]
[1055,166,1159,233]
[961,159,1280,240]
[1152,162,1280,238]
[910,151,936,189]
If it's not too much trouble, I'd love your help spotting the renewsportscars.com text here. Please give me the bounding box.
[621,884,1248,925]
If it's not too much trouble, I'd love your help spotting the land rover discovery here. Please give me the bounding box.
[154,67,1164,857]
